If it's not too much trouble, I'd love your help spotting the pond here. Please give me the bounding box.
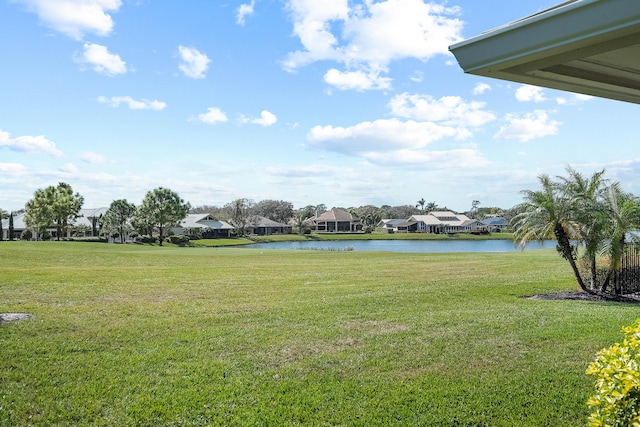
[245,239,557,253]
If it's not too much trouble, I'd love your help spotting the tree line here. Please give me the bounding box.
[1,182,511,244]
[2,184,190,246]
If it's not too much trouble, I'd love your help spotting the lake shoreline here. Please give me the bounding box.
[193,232,519,248]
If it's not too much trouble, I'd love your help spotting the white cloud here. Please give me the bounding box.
[574,93,593,102]
[15,0,122,40]
[97,96,166,110]
[0,128,63,157]
[241,110,278,127]
[306,117,489,167]
[0,163,28,176]
[473,83,491,95]
[515,85,547,102]
[307,118,462,155]
[409,71,423,83]
[266,164,346,178]
[77,43,126,75]
[81,151,106,163]
[178,46,210,79]
[494,110,561,142]
[364,148,489,168]
[283,0,463,90]
[236,1,255,26]
[195,107,228,124]
[59,163,78,174]
[556,93,594,105]
[323,68,392,91]
[388,93,496,127]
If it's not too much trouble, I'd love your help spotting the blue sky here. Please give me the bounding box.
[1,0,639,213]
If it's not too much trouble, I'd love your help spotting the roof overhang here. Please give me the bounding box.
[449,0,640,104]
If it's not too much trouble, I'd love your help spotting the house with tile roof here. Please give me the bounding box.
[309,208,362,232]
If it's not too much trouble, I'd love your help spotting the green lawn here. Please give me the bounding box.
[0,241,637,426]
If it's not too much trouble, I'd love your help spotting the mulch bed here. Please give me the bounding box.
[524,291,640,303]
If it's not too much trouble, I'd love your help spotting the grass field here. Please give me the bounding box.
[1,241,638,426]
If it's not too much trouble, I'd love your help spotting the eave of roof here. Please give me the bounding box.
[449,0,640,104]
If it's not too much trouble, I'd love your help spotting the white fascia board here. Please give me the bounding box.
[450,0,640,74]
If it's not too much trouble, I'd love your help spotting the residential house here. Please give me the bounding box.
[172,213,234,238]
[246,216,292,236]
[481,217,508,232]
[1,211,26,240]
[377,219,407,233]
[309,208,362,232]
[397,211,482,234]
[75,208,109,237]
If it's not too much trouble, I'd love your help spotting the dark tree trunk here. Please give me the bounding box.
[9,213,14,241]
[601,235,627,294]
[590,253,598,290]
[554,224,594,294]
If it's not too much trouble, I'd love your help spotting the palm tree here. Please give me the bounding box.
[599,183,640,293]
[559,167,608,290]
[425,202,439,213]
[512,173,592,293]
[416,198,426,213]
[293,210,312,235]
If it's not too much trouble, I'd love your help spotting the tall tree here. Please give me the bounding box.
[224,198,254,237]
[301,204,326,218]
[101,199,136,244]
[416,198,426,213]
[24,187,54,240]
[136,188,190,246]
[131,208,155,237]
[51,182,84,240]
[512,173,590,293]
[24,183,83,240]
[389,204,420,219]
[0,209,8,241]
[253,199,294,224]
[559,167,608,289]
[599,183,640,293]
[424,202,439,213]
[356,205,382,233]
[293,208,313,235]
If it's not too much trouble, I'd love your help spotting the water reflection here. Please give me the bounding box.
[245,239,556,253]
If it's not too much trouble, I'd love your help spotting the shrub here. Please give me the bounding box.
[168,235,190,246]
[135,235,157,244]
[586,319,640,426]
[20,229,33,240]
